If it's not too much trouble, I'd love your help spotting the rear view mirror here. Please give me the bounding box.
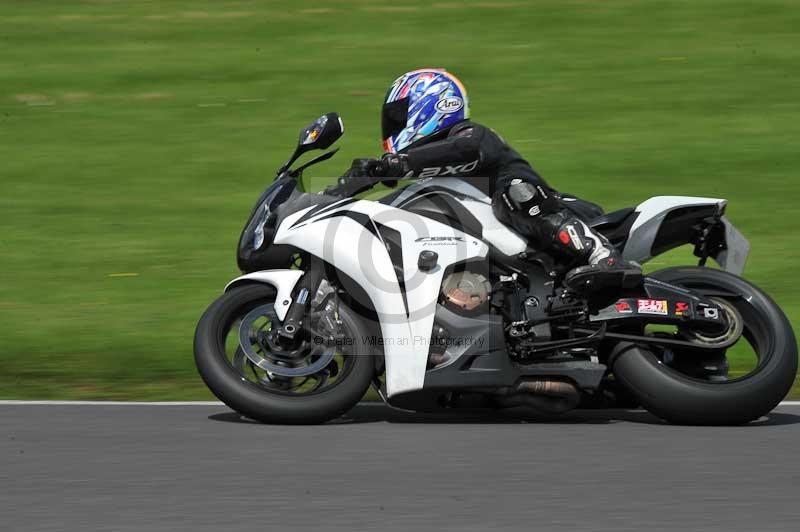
[279,113,344,175]
[298,112,344,151]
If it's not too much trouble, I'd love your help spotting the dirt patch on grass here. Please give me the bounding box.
[300,8,338,14]
[364,6,421,13]
[53,14,124,22]
[180,10,254,19]
[133,92,172,100]
[62,92,92,101]
[433,2,524,8]
[14,94,49,103]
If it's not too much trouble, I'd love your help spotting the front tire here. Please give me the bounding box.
[611,267,797,425]
[194,284,374,424]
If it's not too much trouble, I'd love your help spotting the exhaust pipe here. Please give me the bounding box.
[495,378,581,414]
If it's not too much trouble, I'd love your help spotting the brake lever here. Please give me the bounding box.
[321,173,400,198]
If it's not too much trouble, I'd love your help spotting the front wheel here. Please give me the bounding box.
[194,284,374,424]
[610,267,797,425]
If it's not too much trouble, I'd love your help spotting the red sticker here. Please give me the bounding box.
[615,301,633,313]
[675,302,690,315]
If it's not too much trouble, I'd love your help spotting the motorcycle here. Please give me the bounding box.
[194,112,797,425]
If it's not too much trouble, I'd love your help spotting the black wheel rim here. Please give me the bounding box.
[221,297,357,396]
[655,280,774,384]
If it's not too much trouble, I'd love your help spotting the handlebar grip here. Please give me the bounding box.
[367,160,386,178]
[322,184,345,196]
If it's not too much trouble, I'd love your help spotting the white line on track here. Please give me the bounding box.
[0,400,224,406]
[0,400,799,406]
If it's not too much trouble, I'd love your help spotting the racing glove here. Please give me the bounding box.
[343,155,409,180]
[343,158,382,178]
[378,153,410,181]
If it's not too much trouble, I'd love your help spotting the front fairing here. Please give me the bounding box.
[237,175,300,272]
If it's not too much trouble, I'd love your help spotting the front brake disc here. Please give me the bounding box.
[238,303,335,377]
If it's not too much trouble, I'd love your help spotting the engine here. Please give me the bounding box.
[440,270,492,315]
[430,267,556,368]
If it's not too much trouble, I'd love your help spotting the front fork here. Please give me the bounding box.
[278,254,325,339]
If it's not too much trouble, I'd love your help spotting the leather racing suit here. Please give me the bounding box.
[340,120,642,295]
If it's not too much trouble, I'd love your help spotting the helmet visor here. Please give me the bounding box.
[382,97,409,141]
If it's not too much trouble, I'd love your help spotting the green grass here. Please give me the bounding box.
[1,0,799,399]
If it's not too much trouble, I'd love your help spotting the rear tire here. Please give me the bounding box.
[610,267,797,425]
[194,284,374,424]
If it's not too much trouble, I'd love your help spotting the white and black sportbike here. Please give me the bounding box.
[194,113,797,425]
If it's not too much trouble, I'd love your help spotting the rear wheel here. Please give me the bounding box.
[610,267,797,425]
[194,284,374,424]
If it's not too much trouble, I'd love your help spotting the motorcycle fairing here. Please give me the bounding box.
[273,198,489,397]
[389,185,750,274]
[621,196,750,274]
[384,176,491,205]
[385,177,528,256]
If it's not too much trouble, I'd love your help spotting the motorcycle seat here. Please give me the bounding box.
[588,207,635,230]
[589,207,638,248]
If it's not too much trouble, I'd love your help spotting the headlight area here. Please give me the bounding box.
[253,209,278,252]
[253,203,270,249]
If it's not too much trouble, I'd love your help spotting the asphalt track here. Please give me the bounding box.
[3,402,800,532]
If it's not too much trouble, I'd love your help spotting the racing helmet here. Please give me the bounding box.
[381,68,470,153]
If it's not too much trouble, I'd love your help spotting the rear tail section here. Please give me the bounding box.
[593,196,749,275]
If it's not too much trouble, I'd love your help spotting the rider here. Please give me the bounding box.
[339,68,642,296]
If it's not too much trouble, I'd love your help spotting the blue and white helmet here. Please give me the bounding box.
[382,69,470,153]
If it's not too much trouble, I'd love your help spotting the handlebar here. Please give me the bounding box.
[323,174,400,197]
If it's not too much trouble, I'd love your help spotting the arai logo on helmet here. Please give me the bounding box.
[435,96,464,114]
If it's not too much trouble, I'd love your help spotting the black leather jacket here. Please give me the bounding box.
[339,120,602,222]
[400,120,549,197]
